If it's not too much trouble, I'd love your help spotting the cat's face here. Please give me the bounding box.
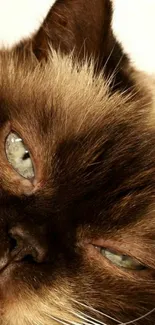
[0,50,154,325]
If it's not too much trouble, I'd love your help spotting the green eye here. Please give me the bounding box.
[101,248,146,270]
[5,132,34,179]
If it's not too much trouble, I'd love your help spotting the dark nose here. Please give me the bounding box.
[9,226,47,263]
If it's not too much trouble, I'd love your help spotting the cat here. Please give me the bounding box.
[0,1,155,325]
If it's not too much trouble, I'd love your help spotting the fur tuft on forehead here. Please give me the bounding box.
[0,48,120,132]
[0,48,152,130]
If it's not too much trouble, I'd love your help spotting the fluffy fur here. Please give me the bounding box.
[0,1,155,325]
[0,48,155,325]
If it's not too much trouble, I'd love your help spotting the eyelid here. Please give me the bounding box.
[91,238,133,258]
[90,238,147,268]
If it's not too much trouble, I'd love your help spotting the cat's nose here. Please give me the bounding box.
[9,226,47,263]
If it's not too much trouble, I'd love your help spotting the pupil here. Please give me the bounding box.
[22,152,30,160]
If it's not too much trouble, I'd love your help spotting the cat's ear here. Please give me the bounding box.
[25,0,132,92]
[28,0,112,64]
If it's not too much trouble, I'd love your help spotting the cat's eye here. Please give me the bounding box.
[5,132,34,179]
[100,248,146,270]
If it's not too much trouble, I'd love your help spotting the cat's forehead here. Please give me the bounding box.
[0,49,126,131]
[0,50,149,144]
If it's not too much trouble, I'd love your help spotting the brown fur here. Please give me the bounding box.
[0,48,155,324]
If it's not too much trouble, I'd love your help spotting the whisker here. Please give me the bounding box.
[71,299,121,323]
[120,307,155,325]
[50,315,72,325]
[71,300,155,325]
[79,311,110,325]
[71,310,108,325]
[44,313,86,325]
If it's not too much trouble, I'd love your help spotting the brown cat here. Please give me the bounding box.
[0,1,155,325]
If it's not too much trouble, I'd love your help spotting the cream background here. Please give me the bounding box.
[0,0,154,75]
[0,0,55,48]
[112,0,155,75]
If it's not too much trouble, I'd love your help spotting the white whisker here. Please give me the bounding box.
[71,299,121,323]
[50,316,70,325]
[79,311,110,325]
[44,313,87,325]
[120,307,155,325]
[71,310,108,325]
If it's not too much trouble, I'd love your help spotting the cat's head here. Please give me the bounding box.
[0,1,155,324]
[0,49,154,325]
